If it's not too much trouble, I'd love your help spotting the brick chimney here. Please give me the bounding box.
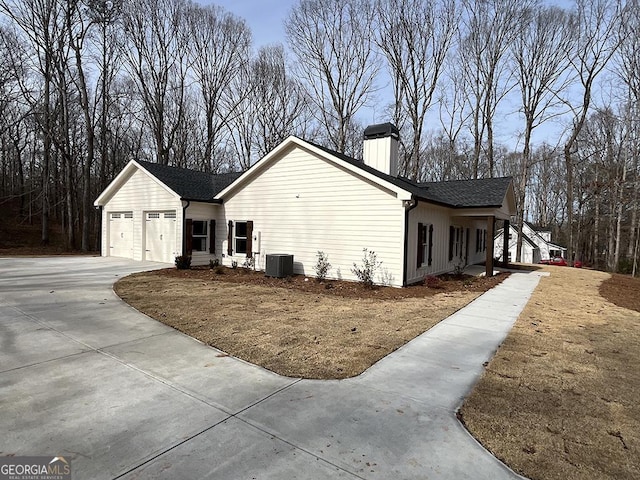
[363,122,399,177]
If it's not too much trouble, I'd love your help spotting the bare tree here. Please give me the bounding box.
[616,0,640,269]
[120,0,190,165]
[85,0,122,195]
[226,60,254,171]
[187,3,251,172]
[512,5,574,261]
[250,45,312,157]
[438,59,473,180]
[376,0,458,180]
[562,0,622,265]
[285,0,380,154]
[459,0,530,178]
[0,0,68,245]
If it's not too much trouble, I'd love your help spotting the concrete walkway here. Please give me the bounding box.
[0,257,543,479]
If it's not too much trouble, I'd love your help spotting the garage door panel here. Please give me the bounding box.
[145,211,177,263]
[109,212,134,259]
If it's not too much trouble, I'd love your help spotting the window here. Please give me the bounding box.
[476,228,487,252]
[227,220,253,257]
[417,223,433,267]
[235,221,248,254]
[192,220,207,252]
[449,226,463,261]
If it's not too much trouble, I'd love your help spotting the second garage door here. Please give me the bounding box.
[145,211,177,263]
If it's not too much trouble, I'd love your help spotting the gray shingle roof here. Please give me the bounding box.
[137,160,241,202]
[416,177,513,208]
[136,142,512,209]
[307,142,512,208]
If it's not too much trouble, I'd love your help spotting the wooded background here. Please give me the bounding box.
[0,0,638,275]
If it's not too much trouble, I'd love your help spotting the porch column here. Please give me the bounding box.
[486,215,495,277]
[502,218,510,267]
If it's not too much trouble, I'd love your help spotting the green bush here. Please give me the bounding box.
[209,258,220,269]
[175,255,192,270]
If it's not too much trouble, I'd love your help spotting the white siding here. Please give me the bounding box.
[495,224,543,264]
[185,202,219,265]
[101,168,182,261]
[523,223,551,259]
[220,146,406,286]
[406,203,491,284]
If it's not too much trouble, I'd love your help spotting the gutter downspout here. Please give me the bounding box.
[402,198,419,287]
[182,199,190,256]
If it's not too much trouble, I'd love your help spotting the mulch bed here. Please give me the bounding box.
[156,265,509,300]
[599,273,640,312]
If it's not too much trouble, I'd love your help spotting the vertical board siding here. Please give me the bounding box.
[102,169,182,261]
[220,147,405,286]
[406,203,491,284]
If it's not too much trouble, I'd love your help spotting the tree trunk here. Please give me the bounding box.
[613,163,626,271]
[41,65,51,246]
[564,143,574,264]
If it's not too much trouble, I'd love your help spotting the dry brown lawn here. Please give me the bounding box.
[459,267,640,480]
[114,267,505,379]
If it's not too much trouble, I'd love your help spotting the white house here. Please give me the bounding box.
[493,221,566,264]
[95,123,516,287]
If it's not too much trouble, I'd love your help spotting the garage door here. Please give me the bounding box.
[145,211,177,263]
[109,212,134,259]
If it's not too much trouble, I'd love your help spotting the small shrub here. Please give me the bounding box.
[351,248,382,288]
[175,255,192,270]
[424,275,442,288]
[315,251,332,282]
[209,258,220,269]
[231,260,238,269]
[378,268,394,287]
[453,260,466,277]
[242,256,255,271]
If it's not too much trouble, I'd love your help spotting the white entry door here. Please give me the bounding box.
[109,212,134,259]
[145,211,177,263]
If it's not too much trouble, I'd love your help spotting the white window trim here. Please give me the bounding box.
[235,221,248,255]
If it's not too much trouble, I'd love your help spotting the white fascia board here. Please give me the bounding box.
[214,136,413,202]
[94,159,137,206]
[93,160,180,206]
[453,207,511,220]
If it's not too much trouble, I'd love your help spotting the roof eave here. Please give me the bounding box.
[182,197,223,204]
[94,159,181,207]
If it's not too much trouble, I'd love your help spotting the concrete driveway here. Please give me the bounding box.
[0,256,541,479]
